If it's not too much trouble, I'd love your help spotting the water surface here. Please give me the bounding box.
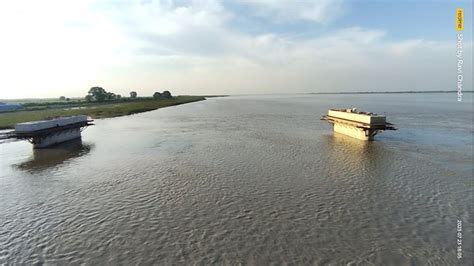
[0,94,472,265]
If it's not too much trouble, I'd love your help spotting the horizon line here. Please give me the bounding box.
[1,90,473,100]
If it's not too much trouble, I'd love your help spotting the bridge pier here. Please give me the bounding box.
[32,127,82,148]
[7,116,94,148]
[321,108,396,141]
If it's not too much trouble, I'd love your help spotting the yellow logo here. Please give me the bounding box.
[456,8,463,31]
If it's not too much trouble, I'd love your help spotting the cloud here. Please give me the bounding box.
[0,0,470,98]
[117,22,468,94]
[236,0,346,24]
[387,39,443,56]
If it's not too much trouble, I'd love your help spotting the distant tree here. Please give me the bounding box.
[153,92,162,99]
[59,96,66,101]
[106,92,116,101]
[130,91,137,99]
[88,87,108,102]
[162,90,172,99]
[116,94,122,100]
[66,98,70,101]
[85,95,93,102]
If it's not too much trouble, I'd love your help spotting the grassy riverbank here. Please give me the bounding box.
[0,96,205,129]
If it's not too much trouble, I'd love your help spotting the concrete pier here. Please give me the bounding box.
[11,116,94,148]
[30,127,82,148]
[333,122,373,140]
[321,108,396,141]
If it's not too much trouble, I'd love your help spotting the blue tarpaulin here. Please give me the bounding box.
[0,104,21,112]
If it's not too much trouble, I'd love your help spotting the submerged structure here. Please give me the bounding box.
[7,116,94,148]
[321,108,396,140]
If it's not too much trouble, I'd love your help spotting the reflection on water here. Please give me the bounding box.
[15,139,94,172]
[325,134,378,171]
[328,133,370,152]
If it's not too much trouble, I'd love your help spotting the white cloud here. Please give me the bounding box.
[240,0,346,24]
[386,39,450,56]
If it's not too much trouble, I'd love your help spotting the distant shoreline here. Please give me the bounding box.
[310,90,473,95]
[0,95,227,103]
[0,96,206,129]
[2,91,472,101]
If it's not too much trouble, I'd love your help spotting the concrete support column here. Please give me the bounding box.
[33,128,82,148]
[333,123,373,141]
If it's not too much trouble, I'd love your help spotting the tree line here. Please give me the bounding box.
[82,87,173,102]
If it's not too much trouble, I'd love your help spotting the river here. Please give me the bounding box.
[0,93,472,264]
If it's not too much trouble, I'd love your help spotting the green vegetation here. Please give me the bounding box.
[0,96,205,129]
[86,87,122,102]
[153,90,172,99]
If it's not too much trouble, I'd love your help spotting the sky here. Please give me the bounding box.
[0,0,472,98]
